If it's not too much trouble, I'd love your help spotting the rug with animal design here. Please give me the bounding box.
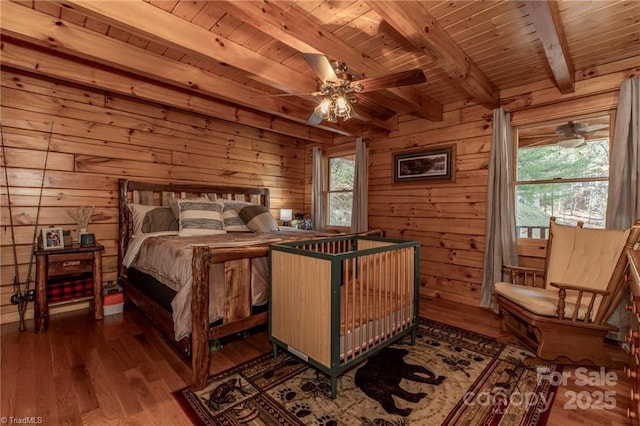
[173,318,561,425]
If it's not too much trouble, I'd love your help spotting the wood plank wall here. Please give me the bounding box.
[358,57,638,306]
[2,58,638,324]
[0,67,308,324]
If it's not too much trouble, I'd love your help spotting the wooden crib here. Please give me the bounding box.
[269,235,420,398]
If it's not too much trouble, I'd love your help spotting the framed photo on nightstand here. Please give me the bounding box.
[42,227,64,250]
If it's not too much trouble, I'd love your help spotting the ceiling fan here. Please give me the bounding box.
[260,53,427,125]
[555,121,610,148]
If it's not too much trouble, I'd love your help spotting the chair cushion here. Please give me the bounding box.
[495,282,598,321]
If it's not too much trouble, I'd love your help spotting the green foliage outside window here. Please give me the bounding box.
[516,140,609,236]
[328,156,354,227]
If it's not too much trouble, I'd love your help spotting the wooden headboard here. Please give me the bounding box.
[117,179,270,278]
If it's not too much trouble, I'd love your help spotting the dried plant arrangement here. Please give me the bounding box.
[67,206,94,230]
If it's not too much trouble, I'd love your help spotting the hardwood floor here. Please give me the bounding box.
[1,298,633,425]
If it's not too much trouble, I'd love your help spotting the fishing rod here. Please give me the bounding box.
[3,122,54,331]
[21,122,55,331]
[1,125,25,329]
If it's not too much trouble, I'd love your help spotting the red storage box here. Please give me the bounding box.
[104,292,124,305]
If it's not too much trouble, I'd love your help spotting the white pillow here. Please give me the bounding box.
[177,199,226,236]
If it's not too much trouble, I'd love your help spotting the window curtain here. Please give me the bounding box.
[480,107,518,309]
[350,137,368,233]
[604,76,639,341]
[606,76,639,230]
[312,146,325,231]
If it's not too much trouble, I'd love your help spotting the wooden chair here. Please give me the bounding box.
[495,218,640,366]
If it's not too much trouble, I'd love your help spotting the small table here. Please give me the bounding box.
[33,243,104,332]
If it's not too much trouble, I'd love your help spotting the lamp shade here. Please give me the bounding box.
[280,208,293,222]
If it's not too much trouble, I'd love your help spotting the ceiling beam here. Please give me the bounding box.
[0,2,355,137]
[59,0,392,132]
[367,0,499,108]
[525,0,575,94]
[0,40,334,144]
[59,0,317,95]
[213,0,443,122]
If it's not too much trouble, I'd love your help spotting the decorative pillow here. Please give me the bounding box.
[141,207,178,233]
[129,204,177,235]
[168,195,209,220]
[223,200,252,212]
[177,199,226,236]
[222,203,251,232]
[238,205,279,233]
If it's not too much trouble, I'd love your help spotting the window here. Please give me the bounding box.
[326,153,355,227]
[515,115,610,238]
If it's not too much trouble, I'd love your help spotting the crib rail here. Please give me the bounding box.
[341,243,415,362]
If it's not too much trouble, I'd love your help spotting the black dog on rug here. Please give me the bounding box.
[355,347,445,416]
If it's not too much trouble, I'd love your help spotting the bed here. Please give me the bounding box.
[117,179,329,390]
[269,235,420,398]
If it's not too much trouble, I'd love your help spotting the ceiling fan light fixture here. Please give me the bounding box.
[558,136,585,148]
[314,98,333,119]
[335,95,351,117]
[314,95,352,123]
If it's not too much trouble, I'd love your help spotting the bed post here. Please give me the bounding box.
[192,245,211,391]
[118,179,130,281]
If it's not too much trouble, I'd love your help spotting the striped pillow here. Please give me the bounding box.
[238,205,279,233]
[222,203,251,232]
[177,200,226,236]
[168,196,209,220]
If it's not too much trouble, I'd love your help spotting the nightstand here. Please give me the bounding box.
[33,243,105,332]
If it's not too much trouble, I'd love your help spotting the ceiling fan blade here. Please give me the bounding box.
[354,95,397,121]
[351,69,426,93]
[584,130,610,139]
[583,123,609,132]
[521,137,558,148]
[302,53,338,82]
[251,91,321,98]
[306,111,324,125]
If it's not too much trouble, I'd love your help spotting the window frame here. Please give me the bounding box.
[323,146,355,231]
[513,112,613,240]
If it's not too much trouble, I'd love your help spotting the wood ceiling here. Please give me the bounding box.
[2,0,639,143]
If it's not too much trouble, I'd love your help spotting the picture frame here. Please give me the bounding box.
[42,227,64,250]
[393,144,456,183]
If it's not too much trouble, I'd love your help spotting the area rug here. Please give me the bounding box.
[173,319,561,425]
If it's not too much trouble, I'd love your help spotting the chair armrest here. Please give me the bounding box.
[503,265,545,287]
[549,282,611,296]
[504,265,545,274]
[549,282,610,321]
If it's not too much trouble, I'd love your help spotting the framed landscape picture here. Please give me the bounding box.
[393,145,456,183]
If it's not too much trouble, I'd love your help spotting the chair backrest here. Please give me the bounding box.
[544,218,640,323]
[545,221,631,292]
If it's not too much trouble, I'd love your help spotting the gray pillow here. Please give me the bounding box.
[238,205,279,233]
[141,207,178,233]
